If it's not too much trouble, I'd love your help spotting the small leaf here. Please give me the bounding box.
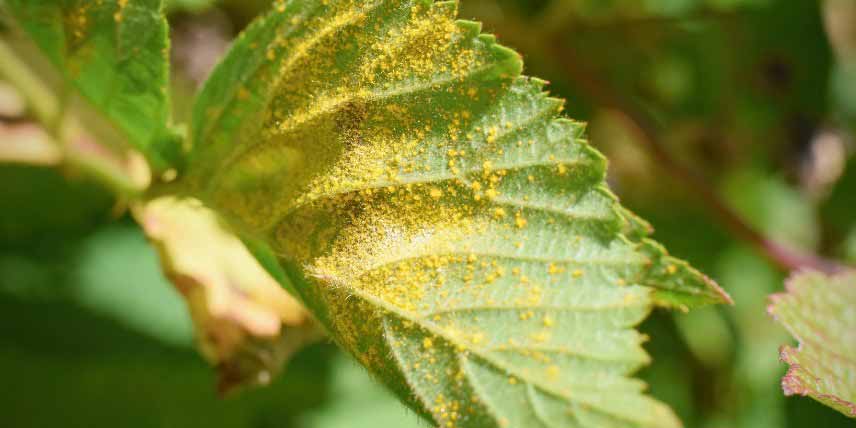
[768,270,856,418]
[4,0,179,171]
[137,197,322,394]
[184,1,730,426]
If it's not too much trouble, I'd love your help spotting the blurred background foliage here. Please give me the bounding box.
[2,0,855,427]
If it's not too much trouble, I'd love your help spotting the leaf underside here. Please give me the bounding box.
[769,271,856,418]
[4,0,176,171]
[184,1,731,427]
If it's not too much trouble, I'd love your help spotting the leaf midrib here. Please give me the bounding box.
[489,344,649,367]
[422,301,649,319]
[348,250,650,280]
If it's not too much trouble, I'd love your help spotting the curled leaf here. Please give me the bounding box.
[138,197,322,393]
[768,270,856,418]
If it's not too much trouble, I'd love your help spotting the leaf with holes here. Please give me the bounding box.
[768,271,856,418]
[4,0,179,171]
[182,1,731,427]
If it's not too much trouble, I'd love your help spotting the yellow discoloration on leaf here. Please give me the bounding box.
[183,0,730,426]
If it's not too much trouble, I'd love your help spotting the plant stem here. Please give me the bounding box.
[0,39,58,127]
[0,37,144,198]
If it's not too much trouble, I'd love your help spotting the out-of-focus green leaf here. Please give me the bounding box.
[512,0,769,25]
[768,271,856,418]
[715,168,816,428]
[300,354,423,428]
[844,228,856,264]
[165,0,219,13]
[636,313,698,426]
[0,164,114,244]
[823,157,856,239]
[4,0,180,171]
[824,0,856,62]
[723,170,819,250]
[674,306,732,369]
[717,245,787,428]
[0,291,337,428]
[825,0,856,121]
[74,224,195,348]
[183,1,730,426]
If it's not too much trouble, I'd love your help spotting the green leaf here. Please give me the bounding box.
[768,271,856,418]
[184,1,731,426]
[4,0,179,171]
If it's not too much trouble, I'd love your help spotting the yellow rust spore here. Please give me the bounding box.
[182,1,668,425]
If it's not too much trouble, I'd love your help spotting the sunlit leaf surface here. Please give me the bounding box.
[183,1,731,426]
[769,271,856,418]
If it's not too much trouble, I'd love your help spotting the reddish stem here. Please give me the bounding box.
[548,36,846,275]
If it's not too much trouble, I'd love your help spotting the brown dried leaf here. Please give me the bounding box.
[137,196,322,393]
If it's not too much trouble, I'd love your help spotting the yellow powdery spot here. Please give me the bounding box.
[486,127,498,144]
[114,0,129,22]
[624,293,638,305]
[531,330,550,343]
[359,1,480,84]
[423,338,434,349]
[430,187,444,200]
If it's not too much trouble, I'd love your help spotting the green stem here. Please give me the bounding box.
[0,38,143,198]
[0,39,59,126]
